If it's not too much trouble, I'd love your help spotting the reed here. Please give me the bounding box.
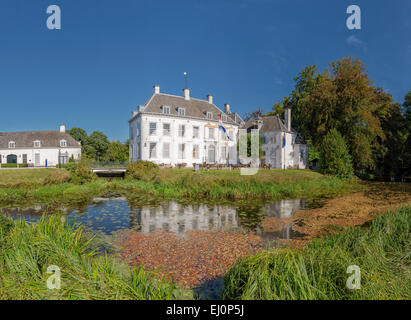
[223,205,411,300]
[0,214,182,300]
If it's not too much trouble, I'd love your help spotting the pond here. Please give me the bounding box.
[0,196,318,242]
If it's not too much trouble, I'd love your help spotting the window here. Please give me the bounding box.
[221,146,227,161]
[8,141,15,149]
[60,140,67,147]
[220,130,226,140]
[193,126,199,139]
[163,143,170,158]
[206,112,213,120]
[208,128,215,139]
[163,105,170,114]
[149,122,157,135]
[163,123,171,136]
[178,144,185,159]
[193,145,199,159]
[178,125,185,137]
[178,108,185,116]
[149,143,157,158]
[34,140,41,148]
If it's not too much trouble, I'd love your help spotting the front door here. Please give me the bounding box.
[22,154,27,164]
[208,145,215,163]
[7,154,17,164]
[35,153,40,166]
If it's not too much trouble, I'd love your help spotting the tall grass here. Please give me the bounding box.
[223,205,411,300]
[0,214,181,300]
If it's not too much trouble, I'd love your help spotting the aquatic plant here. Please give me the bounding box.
[222,205,411,300]
[0,214,181,300]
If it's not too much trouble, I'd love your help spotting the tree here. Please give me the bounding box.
[244,108,264,122]
[319,129,353,179]
[84,131,110,161]
[104,141,129,162]
[67,128,87,145]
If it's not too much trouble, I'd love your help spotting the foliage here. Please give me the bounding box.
[104,140,129,162]
[319,129,354,179]
[67,127,87,145]
[272,57,409,179]
[223,205,411,300]
[0,214,180,300]
[65,159,97,185]
[126,161,160,182]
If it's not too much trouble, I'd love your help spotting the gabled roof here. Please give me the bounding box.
[241,115,306,144]
[130,93,242,126]
[0,130,81,149]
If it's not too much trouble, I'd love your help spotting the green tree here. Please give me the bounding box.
[84,131,110,161]
[104,141,129,162]
[319,129,354,179]
[67,128,88,145]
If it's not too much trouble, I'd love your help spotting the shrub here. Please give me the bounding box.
[66,159,97,184]
[126,161,160,182]
[1,163,17,168]
[319,129,354,179]
[42,170,71,185]
[18,163,28,168]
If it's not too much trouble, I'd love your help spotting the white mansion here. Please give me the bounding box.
[129,85,244,166]
[0,125,81,167]
[242,111,308,169]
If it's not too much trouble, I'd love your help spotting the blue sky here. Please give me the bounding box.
[0,0,410,141]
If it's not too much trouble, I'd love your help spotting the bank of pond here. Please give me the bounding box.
[0,195,409,300]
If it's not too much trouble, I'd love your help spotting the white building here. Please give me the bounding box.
[0,125,81,167]
[242,110,308,169]
[129,85,244,167]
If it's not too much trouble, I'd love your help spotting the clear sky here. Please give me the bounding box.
[0,0,410,141]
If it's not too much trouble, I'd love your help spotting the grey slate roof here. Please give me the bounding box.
[0,130,81,149]
[132,93,242,125]
[242,116,306,144]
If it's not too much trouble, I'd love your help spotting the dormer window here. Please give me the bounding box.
[60,140,67,147]
[206,112,213,120]
[162,105,170,114]
[8,141,15,149]
[34,140,41,148]
[178,108,185,116]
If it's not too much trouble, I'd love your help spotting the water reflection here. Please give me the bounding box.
[0,198,310,240]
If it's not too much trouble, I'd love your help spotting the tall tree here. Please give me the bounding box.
[84,131,110,161]
[67,128,88,145]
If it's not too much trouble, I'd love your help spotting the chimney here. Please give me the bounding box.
[153,85,160,94]
[183,88,190,100]
[59,125,66,133]
[207,94,213,104]
[224,103,231,114]
[284,108,291,131]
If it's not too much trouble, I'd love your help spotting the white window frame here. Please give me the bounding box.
[149,143,157,159]
[34,140,41,148]
[193,126,199,139]
[206,112,213,119]
[60,140,67,147]
[149,122,157,136]
[208,128,215,139]
[178,124,185,137]
[163,105,170,114]
[193,144,199,159]
[178,108,185,116]
[8,141,15,149]
[163,143,170,158]
[178,143,185,159]
[163,123,171,136]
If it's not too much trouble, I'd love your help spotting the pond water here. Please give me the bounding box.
[0,197,317,241]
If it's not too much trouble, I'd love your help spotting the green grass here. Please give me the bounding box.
[0,214,184,300]
[223,205,411,300]
[0,168,360,205]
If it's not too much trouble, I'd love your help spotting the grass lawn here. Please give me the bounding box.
[0,168,360,205]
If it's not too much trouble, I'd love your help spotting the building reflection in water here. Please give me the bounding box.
[129,202,239,234]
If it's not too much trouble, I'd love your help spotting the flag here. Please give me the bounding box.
[219,114,232,141]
